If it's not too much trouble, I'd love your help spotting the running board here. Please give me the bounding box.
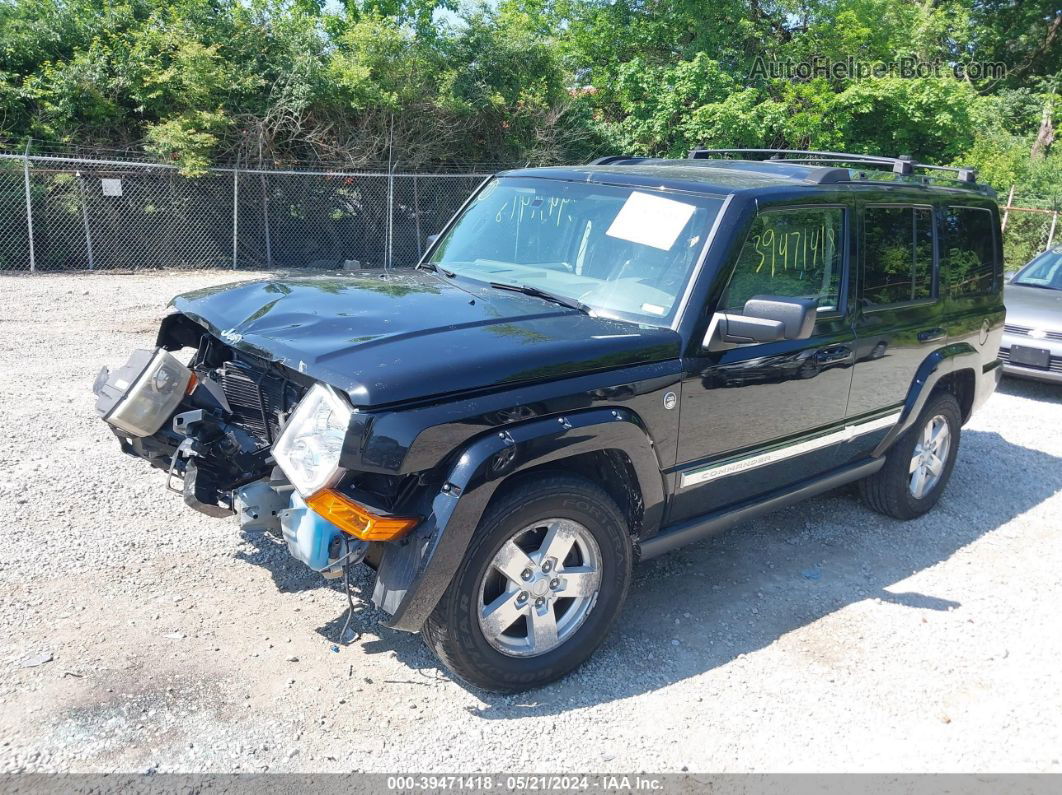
[638,458,885,561]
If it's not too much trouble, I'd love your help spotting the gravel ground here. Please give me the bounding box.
[1,271,1060,774]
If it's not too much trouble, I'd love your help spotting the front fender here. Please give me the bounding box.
[377,407,665,632]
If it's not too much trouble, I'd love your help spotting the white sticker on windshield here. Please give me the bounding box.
[605,191,697,251]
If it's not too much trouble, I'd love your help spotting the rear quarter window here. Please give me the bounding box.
[941,206,999,297]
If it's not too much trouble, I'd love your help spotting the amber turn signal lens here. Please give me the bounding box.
[306,489,418,541]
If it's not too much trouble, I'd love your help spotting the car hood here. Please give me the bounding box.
[171,270,681,406]
[1005,284,1062,330]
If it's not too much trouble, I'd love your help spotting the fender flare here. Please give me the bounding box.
[380,407,665,632]
[873,342,980,458]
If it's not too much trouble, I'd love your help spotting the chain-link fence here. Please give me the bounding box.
[1000,188,1060,273]
[0,150,489,272]
[2,149,1059,273]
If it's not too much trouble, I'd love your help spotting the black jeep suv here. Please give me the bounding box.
[94,150,1005,691]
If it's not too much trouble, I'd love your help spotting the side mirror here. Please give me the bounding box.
[715,313,786,344]
[709,295,818,346]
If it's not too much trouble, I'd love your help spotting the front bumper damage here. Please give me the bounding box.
[93,335,420,615]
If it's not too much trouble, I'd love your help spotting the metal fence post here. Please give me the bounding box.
[22,140,36,272]
[413,175,422,259]
[76,171,95,270]
[260,172,273,268]
[1048,211,1059,251]
[232,162,239,269]
[386,170,395,270]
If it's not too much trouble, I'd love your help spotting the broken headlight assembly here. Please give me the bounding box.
[94,349,194,437]
[272,382,352,498]
[272,383,418,541]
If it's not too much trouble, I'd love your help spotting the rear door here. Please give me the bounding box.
[847,200,941,446]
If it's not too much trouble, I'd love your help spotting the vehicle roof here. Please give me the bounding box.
[500,159,994,199]
[500,160,840,195]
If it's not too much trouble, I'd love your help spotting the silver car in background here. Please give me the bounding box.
[1000,248,1062,384]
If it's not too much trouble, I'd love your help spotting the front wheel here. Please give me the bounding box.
[859,391,962,520]
[423,474,632,692]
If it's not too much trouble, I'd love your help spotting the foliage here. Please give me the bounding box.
[0,0,1058,206]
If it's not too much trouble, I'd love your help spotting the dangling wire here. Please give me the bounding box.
[337,541,361,645]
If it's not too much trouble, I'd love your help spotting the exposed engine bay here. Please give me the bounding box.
[95,338,295,506]
[93,314,423,587]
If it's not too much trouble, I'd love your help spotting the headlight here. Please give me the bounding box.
[272,383,354,497]
[95,349,192,437]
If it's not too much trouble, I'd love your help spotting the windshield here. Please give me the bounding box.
[427,176,726,325]
[1013,249,1062,290]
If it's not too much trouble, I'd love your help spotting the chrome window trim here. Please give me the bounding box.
[678,410,902,489]
[861,297,938,313]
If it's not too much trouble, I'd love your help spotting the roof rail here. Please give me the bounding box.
[688,148,979,186]
[587,155,650,165]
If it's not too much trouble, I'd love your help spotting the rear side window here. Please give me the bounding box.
[721,207,845,314]
[862,206,935,307]
[941,206,997,296]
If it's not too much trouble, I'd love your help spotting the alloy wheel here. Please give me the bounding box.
[477,518,602,658]
[909,414,951,499]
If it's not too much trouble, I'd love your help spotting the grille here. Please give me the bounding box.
[999,347,1062,373]
[1004,323,1062,342]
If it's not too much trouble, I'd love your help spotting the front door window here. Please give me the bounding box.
[720,207,845,318]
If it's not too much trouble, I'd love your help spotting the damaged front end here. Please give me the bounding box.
[93,313,422,585]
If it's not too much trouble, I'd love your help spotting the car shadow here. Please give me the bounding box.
[234,526,430,659]
[235,429,1062,715]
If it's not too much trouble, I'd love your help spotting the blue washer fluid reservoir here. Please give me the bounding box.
[279,491,343,571]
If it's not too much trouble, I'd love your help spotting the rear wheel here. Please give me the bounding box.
[860,392,962,520]
[423,474,632,692]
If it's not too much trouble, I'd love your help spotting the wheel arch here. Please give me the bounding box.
[380,407,665,632]
[484,449,647,539]
[872,343,979,457]
[931,367,976,425]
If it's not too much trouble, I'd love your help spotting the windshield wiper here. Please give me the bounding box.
[420,262,456,277]
[488,282,592,314]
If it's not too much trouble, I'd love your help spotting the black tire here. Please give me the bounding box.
[422,474,632,692]
[859,391,962,520]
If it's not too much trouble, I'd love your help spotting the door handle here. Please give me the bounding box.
[917,328,945,343]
